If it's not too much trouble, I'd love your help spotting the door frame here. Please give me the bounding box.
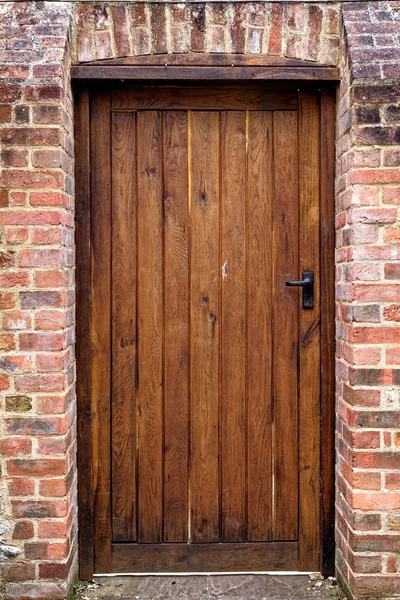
[73,56,337,580]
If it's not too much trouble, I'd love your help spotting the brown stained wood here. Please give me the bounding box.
[246,111,273,542]
[298,91,321,571]
[112,86,297,112]
[72,65,340,81]
[111,113,137,542]
[75,88,94,580]
[190,111,220,543]
[112,542,298,573]
[81,82,335,572]
[137,111,163,543]
[90,89,112,573]
[272,111,299,542]
[163,111,189,542]
[320,90,336,577]
[85,53,336,68]
[220,111,246,543]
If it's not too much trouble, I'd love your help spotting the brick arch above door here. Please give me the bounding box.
[71,2,341,66]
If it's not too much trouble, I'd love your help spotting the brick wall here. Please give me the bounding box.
[0,2,76,599]
[335,1,400,598]
[0,1,399,599]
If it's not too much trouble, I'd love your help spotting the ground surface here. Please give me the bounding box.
[76,575,344,600]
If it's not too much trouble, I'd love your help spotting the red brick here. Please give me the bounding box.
[287,3,304,29]
[25,540,68,560]
[15,374,64,393]
[6,416,67,436]
[1,149,28,167]
[0,271,30,288]
[12,521,34,540]
[38,520,67,539]
[111,6,130,56]
[34,310,66,330]
[353,493,400,511]
[385,228,400,244]
[11,499,68,518]
[387,348,400,364]
[190,4,206,52]
[0,334,15,351]
[24,85,63,101]
[35,270,64,289]
[268,4,283,54]
[0,188,9,207]
[349,169,400,185]
[352,326,400,344]
[10,191,27,206]
[6,227,29,244]
[0,169,64,190]
[384,305,400,322]
[7,478,35,496]
[20,249,63,268]
[0,105,12,123]
[7,458,66,477]
[0,292,16,309]
[0,438,32,456]
[0,375,10,390]
[0,84,20,102]
[0,127,60,146]
[20,291,63,309]
[40,478,67,497]
[386,473,400,490]
[1,562,36,583]
[306,6,323,61]
[37,436,69,456]
[32,149,62,168]
[36,353,65,372]
[19,332,63,351]
[5,582,67,600]
[32,105,61,124]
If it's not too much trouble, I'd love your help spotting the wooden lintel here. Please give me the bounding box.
[72,65,340,81]
[77,53,335,68]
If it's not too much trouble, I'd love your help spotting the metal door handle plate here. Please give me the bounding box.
[285,270,314,309]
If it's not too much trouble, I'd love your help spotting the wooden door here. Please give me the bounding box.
[76,83,335,575]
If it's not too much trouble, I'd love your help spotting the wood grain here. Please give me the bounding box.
[86,53,337,68]
[272,111,299,541]
[298,91,321,571]
[112,86,298,112]
[111,112,137,542]
[112,542,298,573]
[90,89,112,572]
[137,111,163,543]
[190,111,220,543]
[75,88,94,579]
[163,111,190,542]
[72,65,340,81]
[220,111,246,542]
[320,89,336,576]
[246,111,273,542]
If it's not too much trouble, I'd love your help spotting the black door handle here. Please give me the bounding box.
[286,271,314,309]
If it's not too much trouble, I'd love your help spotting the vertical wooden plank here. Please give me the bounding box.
[190,111,220,543]
[273,111,299,541]
[246,111,273,542]
[320,90,336,577]
[298,91,321,571]
[137,111,163,543]
[163,111,189,542]
[75,88,94,579]
[220,111,246,543]
[90,89,112,572]
[111,112,137,542]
